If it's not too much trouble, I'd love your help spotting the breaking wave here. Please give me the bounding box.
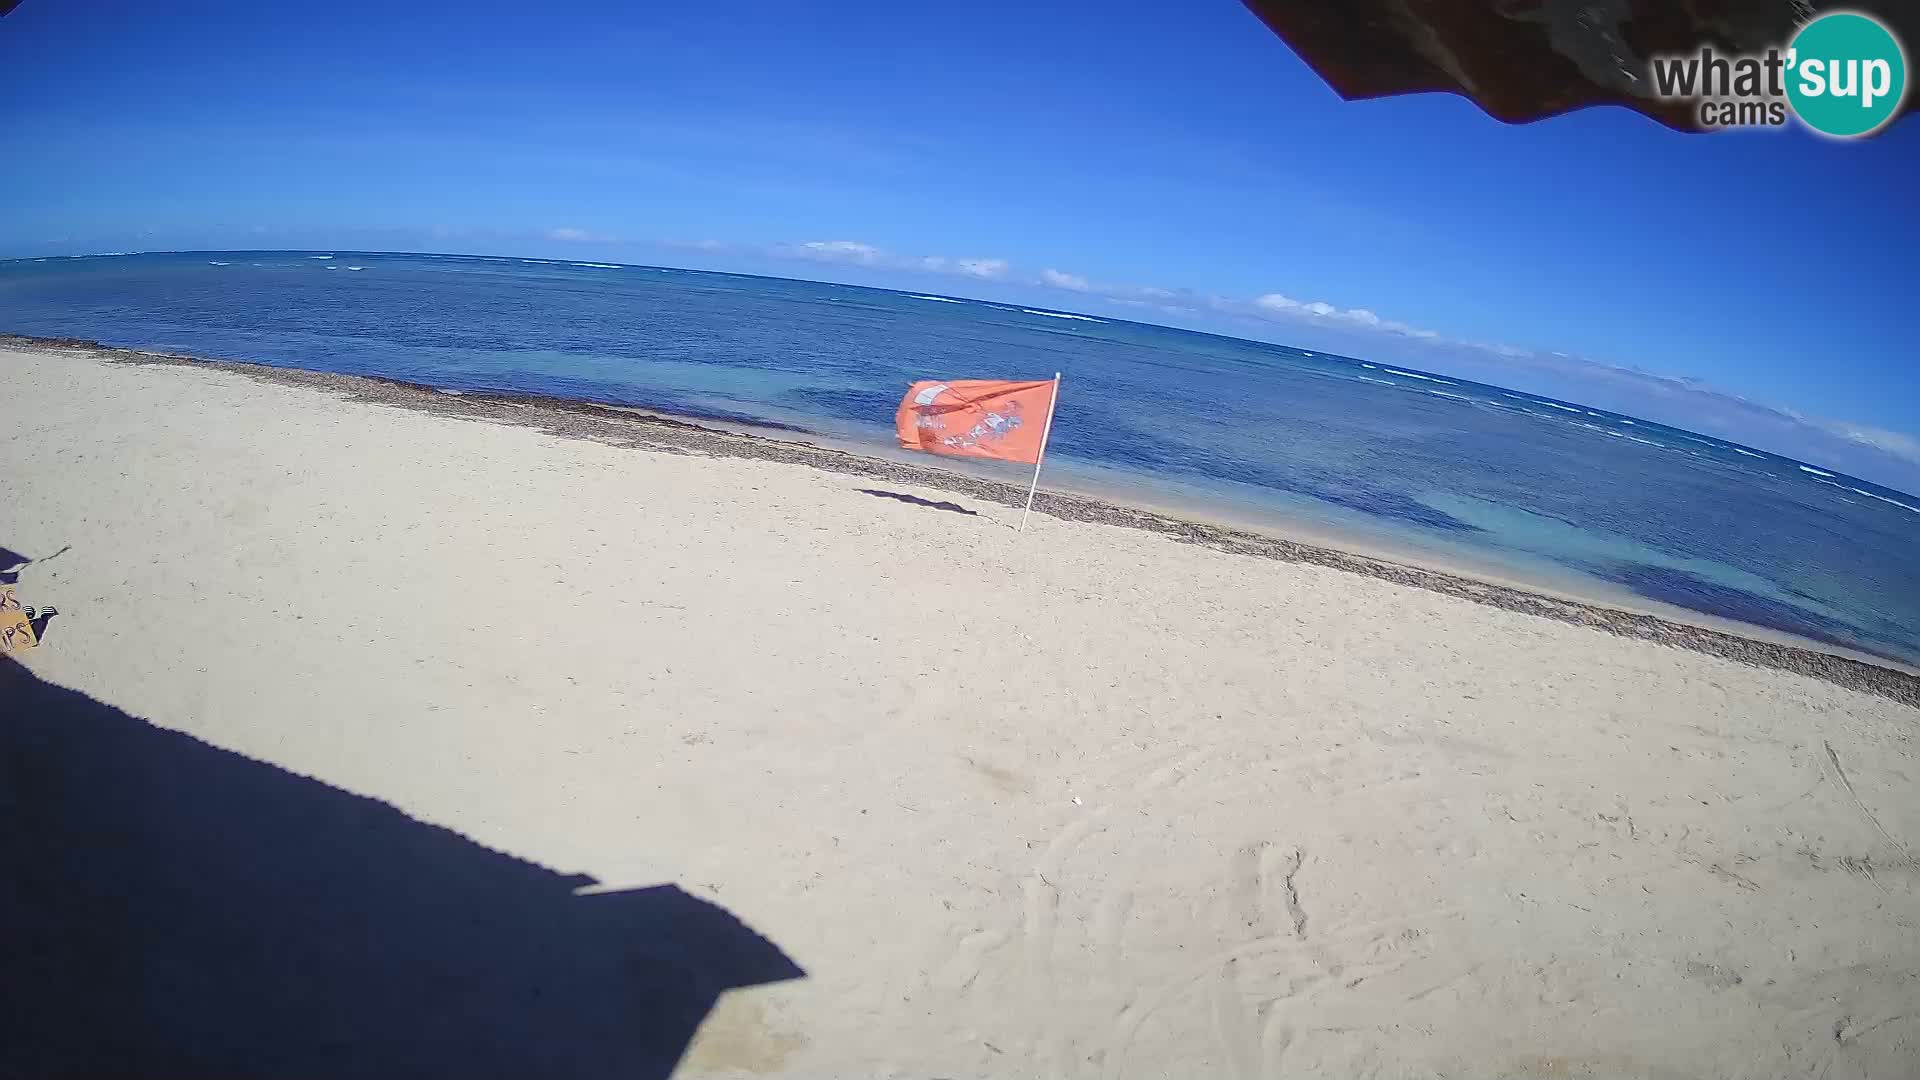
[1810,477,1920,514]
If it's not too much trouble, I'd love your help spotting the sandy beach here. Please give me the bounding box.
[3,340,1917,1077]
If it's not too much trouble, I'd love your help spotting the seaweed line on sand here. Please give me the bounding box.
[11,334,1919,710]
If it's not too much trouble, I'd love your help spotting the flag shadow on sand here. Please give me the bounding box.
[0,658,804,1079]
[856,488,980,516]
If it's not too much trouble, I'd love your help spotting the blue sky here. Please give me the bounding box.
[3,0,1917,485]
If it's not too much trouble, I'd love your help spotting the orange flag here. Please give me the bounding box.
[895,379,1057,464]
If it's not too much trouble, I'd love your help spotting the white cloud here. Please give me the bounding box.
[1040,268,1091,291]
[1042,273,1198,312]
[1253,291,1454,340]
[1474,343,1531,358]
[547,226,616,243]
[796,239,883,264]
[663,238,727,251]
[765,241,1007,279]
[1813,420,1920,464]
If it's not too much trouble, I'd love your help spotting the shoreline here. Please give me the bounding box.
[8,332,1918,708]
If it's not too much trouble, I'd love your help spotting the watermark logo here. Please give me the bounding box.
[1649,10,1908,137]
[1786,12,1907,136]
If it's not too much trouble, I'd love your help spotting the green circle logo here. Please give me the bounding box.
[1786,12,1908,137]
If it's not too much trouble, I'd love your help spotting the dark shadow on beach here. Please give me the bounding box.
[0,658,804,1079]
[0,545,31,585]
[857,488,979,516]
[1,543,65,640]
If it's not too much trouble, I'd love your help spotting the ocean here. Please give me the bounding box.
[5,250,1917,666]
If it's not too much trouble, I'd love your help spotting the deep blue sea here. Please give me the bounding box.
[5,250,1917,666]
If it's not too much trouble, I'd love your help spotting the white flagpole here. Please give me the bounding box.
[1018,373,1062,534]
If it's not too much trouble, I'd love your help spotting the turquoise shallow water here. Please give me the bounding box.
[4,250,1917,665]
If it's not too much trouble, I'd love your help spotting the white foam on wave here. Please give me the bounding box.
[311,255,333,260]
[208,261,230,266]
[1732,448,1765,459]
[1618,419,1635,425]
[1851,488,1920,513]
[1805,476,1916,513]
[1799,465,1836,478]
[1359,362,1376,369]
[1540,401,1583,413]
[572,262,622,269]
[1423,389,1472,401]
[1382,367,1451,384]
[325,266,338,270]
[347,266,365,271]
[1021,309,1103,322]
[908,294,963,303]
[1354,375,1397,387]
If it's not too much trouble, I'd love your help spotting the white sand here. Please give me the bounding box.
[4,344,1916,1078]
